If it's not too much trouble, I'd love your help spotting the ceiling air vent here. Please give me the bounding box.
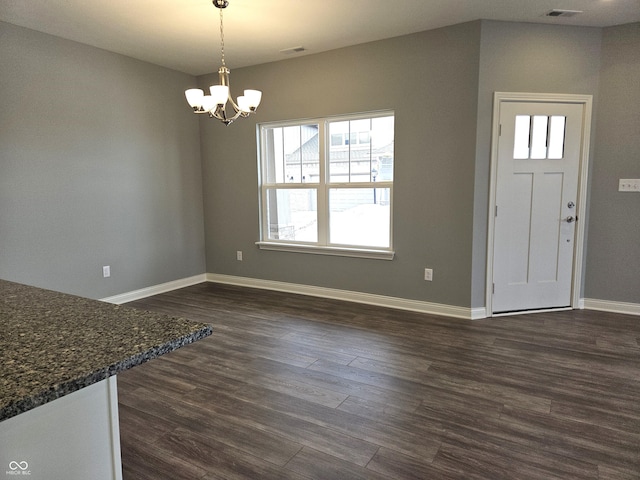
[280,46,306,55]
[546,9,583,17]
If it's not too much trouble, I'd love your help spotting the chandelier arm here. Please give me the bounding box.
[209,107,241,126]
[227,96,241,114]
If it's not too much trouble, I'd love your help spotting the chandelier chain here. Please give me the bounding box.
[219,7,226,67]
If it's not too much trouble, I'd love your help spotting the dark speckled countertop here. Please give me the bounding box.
[0,279,212,422]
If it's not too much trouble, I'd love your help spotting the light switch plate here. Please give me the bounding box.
[618,179,640,192]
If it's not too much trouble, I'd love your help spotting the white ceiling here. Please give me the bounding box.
[1,0,638,76]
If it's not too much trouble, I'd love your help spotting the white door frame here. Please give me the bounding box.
[486,92,593,316]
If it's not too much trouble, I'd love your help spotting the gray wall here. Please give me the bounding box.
[585,23,640,303]
[2,17,638,308]
[471,21,603,307]
[0,22,206,299]
[200,22,482,307]
[202,19,634,310]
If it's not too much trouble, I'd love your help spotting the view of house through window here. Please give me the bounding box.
[258,112,394,253]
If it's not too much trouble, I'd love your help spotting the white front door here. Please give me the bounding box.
[491,100,585,314]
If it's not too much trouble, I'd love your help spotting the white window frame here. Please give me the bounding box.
[256,111,395,260]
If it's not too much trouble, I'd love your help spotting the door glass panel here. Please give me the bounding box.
[530,115,548,159]
[513,115,531,159]
[548,116,566,159]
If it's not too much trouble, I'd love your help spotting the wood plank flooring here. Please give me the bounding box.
[117,282,640,479]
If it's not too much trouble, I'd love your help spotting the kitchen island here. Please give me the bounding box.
[0,279,212,479]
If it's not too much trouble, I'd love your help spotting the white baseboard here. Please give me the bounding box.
[96,273,639,320]
[207,273,485,320]
[99,274,207,305]
[583,298,640,316]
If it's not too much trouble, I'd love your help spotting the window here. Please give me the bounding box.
[257,112,395,259]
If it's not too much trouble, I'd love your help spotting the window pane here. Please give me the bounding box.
[263,126,285,183]
[329,121,350,182]
[263,125,319,184]
[266,188,317,242]
[299,125,320,183]
[530,115,548,159]
[328,116,394,183]
[371,116,394,181]
[548,116,566,159]
[513,115,530,159]
[283,126,301,182]
[348,118,371,182]
[329,188,391,248]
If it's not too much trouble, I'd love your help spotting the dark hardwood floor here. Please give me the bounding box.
[117,282,640,479]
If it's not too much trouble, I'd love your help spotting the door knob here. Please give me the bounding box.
[566,216,576,223]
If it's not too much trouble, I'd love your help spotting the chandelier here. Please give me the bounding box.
[184,0,262,125]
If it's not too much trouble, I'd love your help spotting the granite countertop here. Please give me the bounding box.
[0,279,212,422]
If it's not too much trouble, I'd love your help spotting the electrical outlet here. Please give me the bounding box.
[102,266,111,278]
[236,251,243,261]
[424,268,433,281]
[619,179,640,192]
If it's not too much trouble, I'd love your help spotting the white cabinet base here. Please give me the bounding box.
[0,377,122,480]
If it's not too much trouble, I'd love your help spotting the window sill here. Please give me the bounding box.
[256,242,395,260]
